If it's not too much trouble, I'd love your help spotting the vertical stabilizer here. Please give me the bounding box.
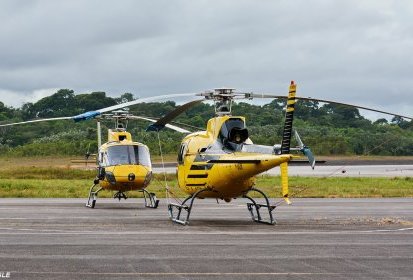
[281,81,297,154]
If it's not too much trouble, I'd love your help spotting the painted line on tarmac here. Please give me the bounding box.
[11,271,339,276]
[359,227,413,233]
[0,227,412,235]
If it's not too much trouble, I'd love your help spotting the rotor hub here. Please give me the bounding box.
[199,88,253,116]
[101,109,132,131]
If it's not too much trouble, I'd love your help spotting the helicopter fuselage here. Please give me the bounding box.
[177,115,292,200]
[97,131,152,192]
[86,122,159,208]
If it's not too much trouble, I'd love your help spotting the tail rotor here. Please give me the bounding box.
[294,130,315,169]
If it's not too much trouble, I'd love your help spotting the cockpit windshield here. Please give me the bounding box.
[105,145,151,167]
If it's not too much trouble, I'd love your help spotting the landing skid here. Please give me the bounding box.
[86,186,159,209]
[168,189,209,225]
[86,183,102,208]
[141,189,160,208]
[243,187,276,225]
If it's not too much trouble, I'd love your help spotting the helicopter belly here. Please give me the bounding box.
[178,154,291,199]
[179,163,257,198]
[100,165,151,191]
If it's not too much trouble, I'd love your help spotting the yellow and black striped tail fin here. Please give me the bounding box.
[281,81,297,154]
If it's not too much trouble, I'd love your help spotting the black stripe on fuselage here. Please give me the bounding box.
[190,164,214,170]
[186,183,206,187]
[187,174,208,178]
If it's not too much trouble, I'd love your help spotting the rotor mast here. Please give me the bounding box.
[213,88,235,116]
[96,120,102,148]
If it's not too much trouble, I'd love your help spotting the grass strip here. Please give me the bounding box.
[0,168,411,198]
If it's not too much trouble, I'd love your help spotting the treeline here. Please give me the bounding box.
[0,89,412,157]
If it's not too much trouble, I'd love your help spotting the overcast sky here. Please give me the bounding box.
[0,0,412,119]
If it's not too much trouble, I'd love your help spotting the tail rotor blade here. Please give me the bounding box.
[294,130,304,148]
[303,147,315,170]
[295,130,315,169]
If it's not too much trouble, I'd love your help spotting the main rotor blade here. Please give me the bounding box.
[129,115,202,131]
[97,93,197,114]
[72,93,199,122]
[0,116,73,127]
[250,93,413,120]
[0,93,200,127]
[146,99,204,132]
[128,116,191,133]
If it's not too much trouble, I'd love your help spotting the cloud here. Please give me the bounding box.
[0,0,412,119]
[0,88,60,107]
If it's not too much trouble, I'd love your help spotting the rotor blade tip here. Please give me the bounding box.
[72,111,101,122]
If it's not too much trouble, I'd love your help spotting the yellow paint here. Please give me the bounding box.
[287,82,297,112]
[99,164,150,191]
[289,81,297,96]
[97,131,152,192]
[280,162,291,204]
[176,81,299,203]
[108,129,132,142]
[177,115,292,199]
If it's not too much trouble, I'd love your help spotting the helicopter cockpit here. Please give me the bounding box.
[219,118,249,151]
[101,145,151,167]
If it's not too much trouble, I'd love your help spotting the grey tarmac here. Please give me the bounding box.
[0,198,412,280]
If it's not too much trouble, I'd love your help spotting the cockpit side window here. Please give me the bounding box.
[177,143,187,164]
[99,152,104,166]
[101,152,110,167]
[138,146,151,167]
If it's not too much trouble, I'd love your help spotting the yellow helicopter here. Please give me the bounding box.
[147,82,413,225]
[0,94,192,208]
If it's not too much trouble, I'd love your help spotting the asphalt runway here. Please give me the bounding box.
[0,198,412,280]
